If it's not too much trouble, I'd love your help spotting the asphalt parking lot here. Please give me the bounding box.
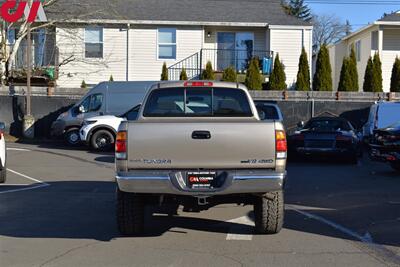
[1,144,400,267]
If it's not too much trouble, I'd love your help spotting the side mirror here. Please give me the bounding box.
[297,121,305,128]
[0,122,5,131]
[78,105,86,113]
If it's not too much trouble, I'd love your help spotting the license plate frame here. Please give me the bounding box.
[187,171,216,189]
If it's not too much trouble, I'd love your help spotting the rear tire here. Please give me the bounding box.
[90,130,115,152]
[254,191,284,235]
[117,188,145,236]
[64,128,80,146]
[0,166,6,184]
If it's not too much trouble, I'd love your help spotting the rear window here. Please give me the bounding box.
[143,87,253,117]
[256,105,280,120]
[305,119,351,131]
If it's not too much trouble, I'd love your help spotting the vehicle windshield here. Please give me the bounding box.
[378,105,400,128]
[143,88,253,117]
[304,119,351,131]
[387,121,400,130]
[256,105,280,120]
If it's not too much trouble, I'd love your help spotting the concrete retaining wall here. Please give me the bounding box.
[0,93,377,139]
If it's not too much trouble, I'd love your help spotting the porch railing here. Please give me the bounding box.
[168,49,273,81]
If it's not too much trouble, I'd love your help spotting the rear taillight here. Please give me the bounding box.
[115,131,127,160]
[184,81,213,87]
[276,130,287,159]
[336,135,352,142]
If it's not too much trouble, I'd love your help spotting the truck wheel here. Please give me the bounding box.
[254,191,284,235]
[117,189,145,236]
[91,130,115,151]
[64,128,80,146]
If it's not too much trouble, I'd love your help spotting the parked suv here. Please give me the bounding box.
[0,122,7,183]
[115,81,287,236]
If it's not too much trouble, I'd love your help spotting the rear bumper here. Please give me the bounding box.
[295,147,354,155]
[116,170,286,196]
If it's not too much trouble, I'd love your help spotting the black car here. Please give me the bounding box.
[370,122,400,171]
[288,117,361,163]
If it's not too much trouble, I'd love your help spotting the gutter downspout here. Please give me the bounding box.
[126,23,130,81]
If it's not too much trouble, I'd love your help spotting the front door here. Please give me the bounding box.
[216,32,254,72]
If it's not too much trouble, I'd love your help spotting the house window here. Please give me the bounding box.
[371,31,378,50]
[158,28,176,60]
[355,40,361,62]
[85,27,103,58]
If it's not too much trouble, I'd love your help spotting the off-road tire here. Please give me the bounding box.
[117,188,145,236]
[64,128,80,146]
[90,130,115,152]
[254,191,284,235]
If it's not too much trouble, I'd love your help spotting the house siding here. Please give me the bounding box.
[270,28,311,88]
[130,25,203,81]
[57,26,127,88]
[382,28,400,91]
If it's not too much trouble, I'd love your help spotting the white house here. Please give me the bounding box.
[329,12,400,92]
[13,0,313,89]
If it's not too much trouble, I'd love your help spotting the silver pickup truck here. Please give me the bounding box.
[115,81,287,235]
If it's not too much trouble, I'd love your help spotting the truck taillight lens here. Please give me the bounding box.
[276,130,287,159]
[115,131,127,160]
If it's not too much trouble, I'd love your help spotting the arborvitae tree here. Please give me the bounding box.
[390,57,400,92]
[222,66,237,82]
[161,62,168,81]
[349,45,359,91]
[296,47,311,91]
[313,44,333,91]
[269,54,287,91]
[81,80,87,89]
[338,57,352,91]
[245,58,263,90]
[179,68,188,80]
[372,53,383,92]
[363,56,374,92]
[283,0,312,22]
[202,61,215,80]
[109,75,114,82]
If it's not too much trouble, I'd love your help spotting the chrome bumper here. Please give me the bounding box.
[116,170,286,196]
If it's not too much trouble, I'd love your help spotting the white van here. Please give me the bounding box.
[363,102,400,142]
[50,81,156,145]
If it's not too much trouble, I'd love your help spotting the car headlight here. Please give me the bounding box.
[83,120,97,127]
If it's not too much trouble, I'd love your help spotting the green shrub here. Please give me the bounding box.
[313,44,333,91]
[222,66,237,82]
[180,68,188,80]
[81,80,87,89]
[202,61,215,80]
[338,57,352,91]
[269,54,287,91]
[109,75,114,82]
[390,57,400,92]
[372,53,383,92]
[363,56,373,92]
[245,58,263,90]
[348,45,359,91]
[161,62,168,81]
[296,47,310,91]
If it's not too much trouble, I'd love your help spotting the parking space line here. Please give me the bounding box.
[226,216,254,241]
[7,169,49,185]
[0,169,50,195]
[6,148,32,152]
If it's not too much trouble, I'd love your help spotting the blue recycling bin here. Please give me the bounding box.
[263,57,272,75]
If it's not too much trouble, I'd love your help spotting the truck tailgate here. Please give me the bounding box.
[127,122,276,169]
